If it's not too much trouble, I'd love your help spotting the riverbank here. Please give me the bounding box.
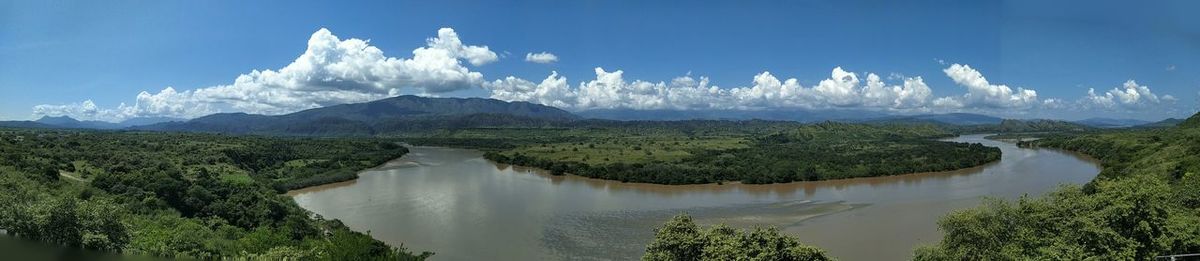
[480,136,1002,186]
[290,134,1102,260]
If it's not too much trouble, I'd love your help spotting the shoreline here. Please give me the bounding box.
[284,154,420,195]
[287,135,1102,194]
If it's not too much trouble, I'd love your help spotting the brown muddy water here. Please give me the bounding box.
[290,134,1100,260]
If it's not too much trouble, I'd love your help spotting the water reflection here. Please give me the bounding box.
[291,134,1100,260]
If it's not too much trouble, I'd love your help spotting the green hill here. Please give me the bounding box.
[1180,112,1200,128]
[917,111,1200,260]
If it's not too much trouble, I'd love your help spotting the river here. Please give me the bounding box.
[290,134,1100,260]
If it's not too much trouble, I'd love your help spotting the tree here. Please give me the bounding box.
[644,214,831,261]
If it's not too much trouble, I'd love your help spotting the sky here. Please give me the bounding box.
[2,0,1198,122]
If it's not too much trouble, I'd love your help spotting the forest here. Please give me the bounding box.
[0,128,428,259]
[409,121,1000,184]
[913,113,1200,260]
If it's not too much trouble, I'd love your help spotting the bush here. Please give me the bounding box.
[644,214,831,261]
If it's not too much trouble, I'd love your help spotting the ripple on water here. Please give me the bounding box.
[541,200,861,260]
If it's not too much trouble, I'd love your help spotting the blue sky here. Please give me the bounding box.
[2,0,1197,121]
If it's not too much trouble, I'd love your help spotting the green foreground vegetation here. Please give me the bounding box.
[913,113,1200,260]
[643,214,831,261]
[407,121,1000,184]
[0,129,428,259]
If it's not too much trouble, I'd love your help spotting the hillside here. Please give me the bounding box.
[0,120,56,129]
[1073,117,1151,128]
[0,128,429,259]
[135,95,578,135]
[33,116,181,129]
[1181,113,1200,128]
[917,111,1200,260]
[951,119,1093,133]
[1136,118,1184,128]
[865,113,1003,125]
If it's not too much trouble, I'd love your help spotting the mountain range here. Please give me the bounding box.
[576,108,894,122]
[1072,118,1152,128]
[0,95,1185,135]
[132,95,578,135]
[0,116,182,130]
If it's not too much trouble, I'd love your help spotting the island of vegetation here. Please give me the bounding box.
[406,121,1001,185]
[632,112,1200,260]
[0,129,429,259]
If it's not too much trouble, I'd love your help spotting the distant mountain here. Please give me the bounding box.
[577,110,1002,126]
[134,95,579,135]
[0,120,57,129]
[35,116,120,129]
[576,108,890,122]
[31,115,183,129]
[864,113,1003,126]
[1134,118,1183,129]
[1073,118,1151,128]
[955,119,1093,133]
[119,116,185,127]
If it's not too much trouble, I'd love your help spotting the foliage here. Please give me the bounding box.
[416,121,999,184]
[643,214,831,261]
[916,112,1200,260]
[0,128,428,259]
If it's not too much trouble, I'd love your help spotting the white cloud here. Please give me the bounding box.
[1082,80,1164,110]
[33,27,497,121]
[485,71,576,108]
[1040,98,1068,109]
[941,64,1039,108]
[426,28,499,66]
[932,97,964,109]
[487,66,936,111]
[524,52,558,64]
[33,100,104,119]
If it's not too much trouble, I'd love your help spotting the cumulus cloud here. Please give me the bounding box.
[427,28,499,66]
[33,27,497,121]
[1040,98,1068,110]
[1082,80,1166,110]
[941,64,1039,108]
[486,67,935,111]
[486,71,575,108]
[524,52,558,64]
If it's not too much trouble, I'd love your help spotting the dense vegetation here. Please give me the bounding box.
[915,112,1200,260]
[0,128,428,259]
[413,121,1000,184]
[643,214,831,261]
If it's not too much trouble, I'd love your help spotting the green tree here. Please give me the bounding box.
[644,214,831,261]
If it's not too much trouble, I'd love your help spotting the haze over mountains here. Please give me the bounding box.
[133,95,579,135]
[31,116,183,129]
[1,95,1183,134]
